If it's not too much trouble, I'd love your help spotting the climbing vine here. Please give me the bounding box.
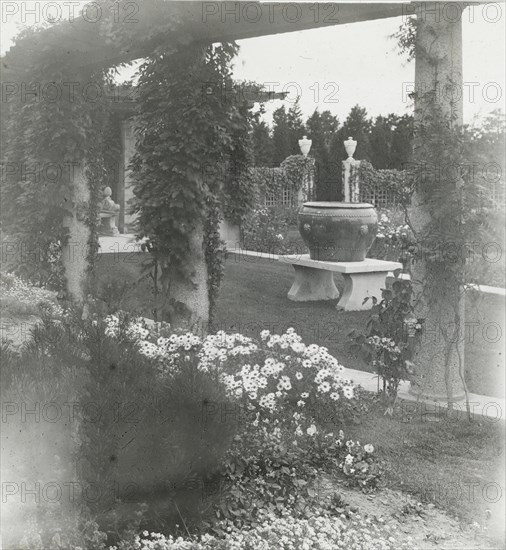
[251,155,316,204]
[350,160,414,207]
[130,42,255,324]
[1,23,113,296]
[1,1,257,323]
[394,12,497,414]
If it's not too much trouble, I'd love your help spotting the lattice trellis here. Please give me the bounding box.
[359,186,401,208]
[264,186,297,208]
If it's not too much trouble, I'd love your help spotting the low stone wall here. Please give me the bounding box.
[464,286,505,399]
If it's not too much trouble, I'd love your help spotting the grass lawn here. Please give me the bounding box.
[94,251,504,398]
[335,395,505,545]
[212,254,505,398]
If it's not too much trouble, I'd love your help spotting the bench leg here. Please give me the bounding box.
[337,271,387,311]
[288,265,340,302]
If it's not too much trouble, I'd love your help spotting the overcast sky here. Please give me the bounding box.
[1,2,504,126]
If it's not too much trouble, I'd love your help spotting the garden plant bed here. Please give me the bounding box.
[92,252,504,398]
[2,271,505,549]
[212,255,504,399]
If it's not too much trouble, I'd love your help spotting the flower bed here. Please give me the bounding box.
[115,509,415,549]
[240,206,305,256]
[0,272,62,318]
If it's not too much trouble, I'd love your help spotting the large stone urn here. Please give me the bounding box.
[298,202,378,262]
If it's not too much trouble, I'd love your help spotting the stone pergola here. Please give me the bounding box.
[107,86,288,234]
[5,1,486,402]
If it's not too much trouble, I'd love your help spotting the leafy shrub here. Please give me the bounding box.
[211,418,382,530]
[3,302,378,547]
[367,208,414,262]
[78,313,236,537]
[349,274,422,414]
[337,439,382,490]
[240,206,305,255]
[1,305,237,546]
[0,272,61,318]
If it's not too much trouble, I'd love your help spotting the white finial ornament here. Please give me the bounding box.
[298,135,312,157]
[344,136,357,160]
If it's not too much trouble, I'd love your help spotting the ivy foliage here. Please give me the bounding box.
[250,155,316,203]
[1,2,256,318]
[130,42,255,323]
[409,102,494,302]
[351,160,414,207]
[1,24,114,294]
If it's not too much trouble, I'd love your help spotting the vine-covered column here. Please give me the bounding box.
[131,43,254,330]
[409,3,466,404]
[1,35,108,300]
[62,163,92,300]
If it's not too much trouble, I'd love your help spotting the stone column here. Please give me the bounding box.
[62,163,91,301]
[167,220,209,333]
[409,2,465,402]
[121,117,137,233]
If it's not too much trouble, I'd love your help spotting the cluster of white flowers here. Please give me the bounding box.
[1,273,62,317]
[199,331,258,372]
[376,211,412,242]
[104,314,121,338]
[126,321,150,341]
[102,318,358,433]
[116,511,415,550]
[337,439,377,477]
[367,335,401,356]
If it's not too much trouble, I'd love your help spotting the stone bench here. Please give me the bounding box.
[279,254,402,311]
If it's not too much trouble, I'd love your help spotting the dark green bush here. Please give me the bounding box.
[1,309,238,547]
[77,315,237,539]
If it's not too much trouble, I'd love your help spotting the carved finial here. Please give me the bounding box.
[298,135,312,157]
[344,137,357,160]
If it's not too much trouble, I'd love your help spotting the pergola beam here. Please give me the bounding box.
[2,2,411,74]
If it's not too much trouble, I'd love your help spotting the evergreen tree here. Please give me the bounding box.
[272,106,291,165]
[370,115,393,169]
[306,109,340,200]
[340,105,372,160]
[251,118,273,166]
[287,100,305,154]
[390,114,414,169]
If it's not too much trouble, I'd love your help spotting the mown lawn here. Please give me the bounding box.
[95,251,504,397]
[337,395,505,544]
[212,254,504,398]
